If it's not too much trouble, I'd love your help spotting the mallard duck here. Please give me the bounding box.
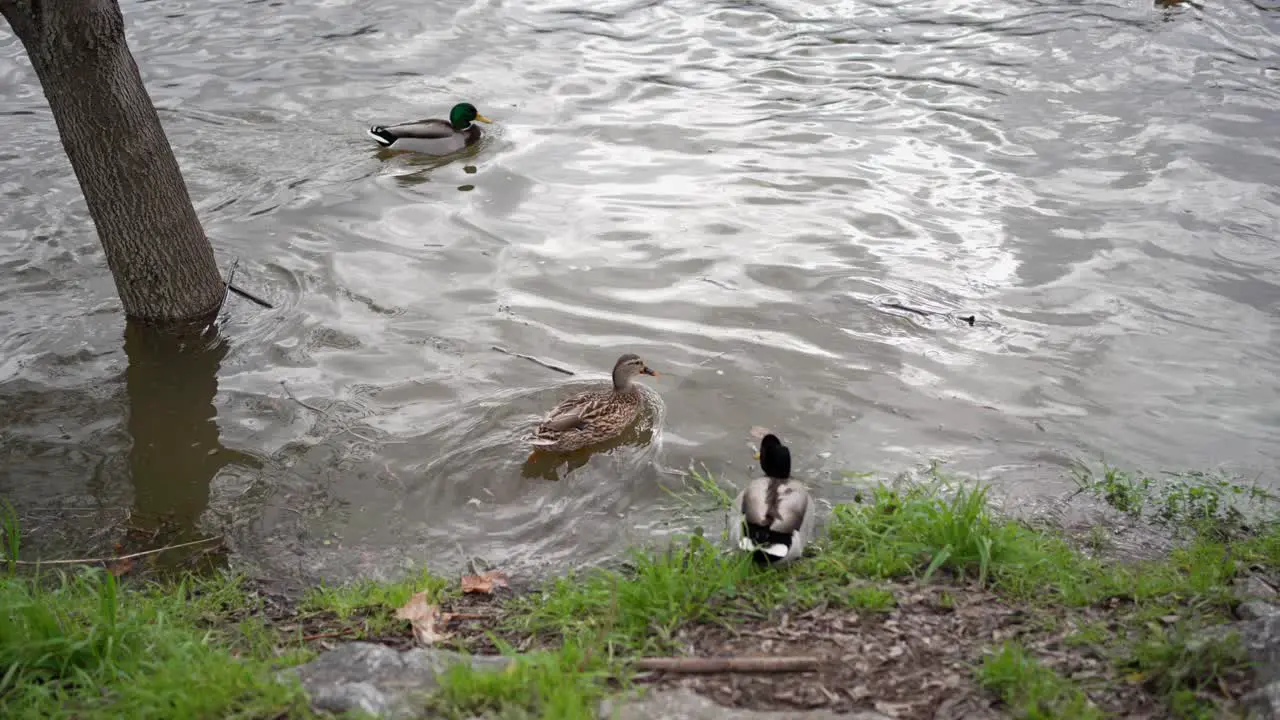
[366,102,492,155]
[525,354,658,455]
[729,433,814,565]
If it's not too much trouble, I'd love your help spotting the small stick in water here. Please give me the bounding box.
[221,256,274,309]
[491,345,575,376]
[881,301,932,318]
[222,258,240,312]
[11,536,223,566]
[280,381,331,416]
[227,282,275,309]
[880,301,976,327]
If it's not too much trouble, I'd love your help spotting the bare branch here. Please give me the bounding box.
[633,656,821,674]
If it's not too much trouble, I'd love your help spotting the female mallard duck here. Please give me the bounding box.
[525,353,658,455]
[367,102,492,155]
[729,433,814,565]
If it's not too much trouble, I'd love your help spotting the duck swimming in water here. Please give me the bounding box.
[729,433,814,565]
[524,353,658,455]
[367,102,492,155]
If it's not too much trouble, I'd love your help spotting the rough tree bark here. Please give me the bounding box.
[1,0,224,324]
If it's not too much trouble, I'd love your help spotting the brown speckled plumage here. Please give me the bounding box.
[524,353,657,454]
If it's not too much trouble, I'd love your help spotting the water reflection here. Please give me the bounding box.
[520,408,659,481]
[124,321,258,543]
[1,0,1278,581]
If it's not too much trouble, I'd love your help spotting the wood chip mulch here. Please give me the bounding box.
[240,578,1253,719]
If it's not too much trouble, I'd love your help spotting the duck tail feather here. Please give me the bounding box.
[761,543,789,558]
[367,126,396,146]
[740,522,793,563]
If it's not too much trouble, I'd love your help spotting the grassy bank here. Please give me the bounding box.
[2,468,1278,719]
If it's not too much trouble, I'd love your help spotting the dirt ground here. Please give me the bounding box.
[642,583,1164,719]
[238,578,1253,719]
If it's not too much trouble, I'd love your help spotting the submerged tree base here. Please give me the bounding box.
[2,472,1279,719]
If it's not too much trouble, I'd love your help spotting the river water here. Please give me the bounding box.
[1,0,1277,582]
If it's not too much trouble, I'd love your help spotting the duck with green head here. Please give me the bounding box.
[367,102,492,156]
[729,432,814,565]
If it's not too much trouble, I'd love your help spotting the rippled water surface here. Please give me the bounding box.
[2,0,1278,581]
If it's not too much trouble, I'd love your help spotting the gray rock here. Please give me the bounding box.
[1238,600,1280,622]
[601,688,891,720]
[283,641,511,719]
[1236,575,1278,601]
[1241,616,1280,685]
[1243,680,1280,720]
[1235,614,1280,719]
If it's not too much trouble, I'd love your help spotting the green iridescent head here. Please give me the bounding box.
[449,103,492,130]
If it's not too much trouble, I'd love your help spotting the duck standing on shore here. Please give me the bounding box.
[730,433,814,565]
[367,102,492,155]
[524,353,658,456]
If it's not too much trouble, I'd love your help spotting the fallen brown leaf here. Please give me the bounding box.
[461,570,509,595]
[395,591,451,645]
[107,557,134,577]
[749,426,772,441]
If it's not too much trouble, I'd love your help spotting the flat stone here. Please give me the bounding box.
[1229,613,1280,720]
[1179,614,1280,719]
[283,641,511,719]
[1238,600,1280,622]
[1243,680,1280,720]
[602,688,891,720]
[1235,575,1278,601]
[1244,616,1280,685]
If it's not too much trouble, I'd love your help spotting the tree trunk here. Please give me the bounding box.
[1,0,224,324]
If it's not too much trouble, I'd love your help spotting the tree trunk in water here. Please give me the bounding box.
[0,0,224,324]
